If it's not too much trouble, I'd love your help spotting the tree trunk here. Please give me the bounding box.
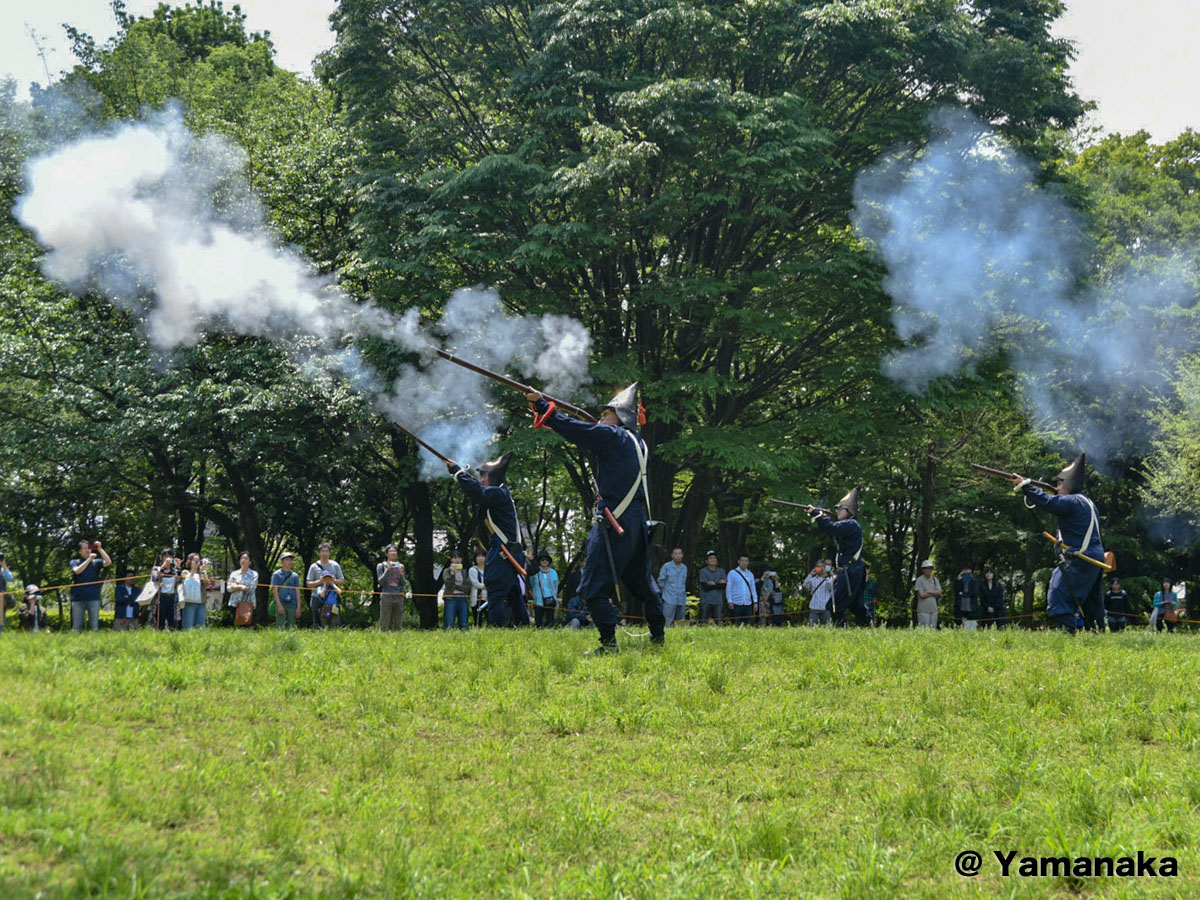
[1023,536,1037,628]
[407,478,438,629]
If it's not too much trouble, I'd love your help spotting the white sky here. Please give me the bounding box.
[0,0,1197,142]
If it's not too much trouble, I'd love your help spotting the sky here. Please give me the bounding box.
[0,0,1197,142]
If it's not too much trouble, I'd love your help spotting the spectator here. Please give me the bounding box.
[1153,578,1180,634]
[914,560,941,629]
[759,568,784,626]
[227,552,258,628]
[469,550,487,627]
[306,543,345,627]
[953,565,981,630]
[862,564,878,626]
[441,550,470,631]
[1104,577,1128,633]
[18,585,47,631]
[698,551,726,624]
[112,568,139,631]
[980,567,1006,628]
[530,552,559,628]
[725,554,756,625]
[151,550,180,631]
[563,592,592,629]
[313,570,342,628]
[376,544,409,632]
[657,548,689,627]
[70,539,111,632]
[271,551,302,629]
[202,558,224,618]
[0,552,11,632]
[180,553,207,630]
[803,560,834,626]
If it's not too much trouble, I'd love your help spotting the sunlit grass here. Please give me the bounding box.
[1,628,1197,898]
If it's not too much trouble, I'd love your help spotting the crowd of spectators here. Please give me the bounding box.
[0,543,1190,634]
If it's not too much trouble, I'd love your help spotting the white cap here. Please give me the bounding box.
[921,560,934,569]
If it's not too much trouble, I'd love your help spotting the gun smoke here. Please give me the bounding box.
[14,107,592,478]
[852,108,1197,471]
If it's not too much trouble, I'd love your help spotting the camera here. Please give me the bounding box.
[89,541,102,551]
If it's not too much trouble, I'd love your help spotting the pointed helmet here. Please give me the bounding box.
[604,383,641,431]
[478,451,513,486]
[1054,453,1086,494]
[835,488,860,518]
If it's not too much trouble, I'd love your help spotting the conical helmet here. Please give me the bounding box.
[835,488,860,518]
[1054,453,1086,494]
[604,383,641,431]
[477,451,513,485]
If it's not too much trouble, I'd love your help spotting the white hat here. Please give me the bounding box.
[921,560,934,569]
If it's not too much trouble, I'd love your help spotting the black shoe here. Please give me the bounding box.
[586,641,619,657]
[649,634,665,646]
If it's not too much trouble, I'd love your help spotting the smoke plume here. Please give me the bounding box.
[14,107,592,479]
[852,108,1197,469]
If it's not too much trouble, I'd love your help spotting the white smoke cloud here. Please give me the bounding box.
[852,107,1198,468]
[14,107,592,479]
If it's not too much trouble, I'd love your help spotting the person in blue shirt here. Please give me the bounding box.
[530,552,560,628]
[271,552,302,629]
[70,539,111,631]
[0,552,12,632]
[113,568,139,630]
[809,489,866,627]
[526,383,666,654]
[1152,578,1180,634]
[1010,453,1106,634]
[446,451,530,628]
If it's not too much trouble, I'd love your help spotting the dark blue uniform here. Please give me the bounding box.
[814,515,867,626]
[452,469,530,627]
[1022,485,1105,631]
[534,398,665,645]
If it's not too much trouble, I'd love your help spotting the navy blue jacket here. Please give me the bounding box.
[1020,487,1104,561]
[452,468,521,549]
[534,399,647,523]
[815,515,864,568]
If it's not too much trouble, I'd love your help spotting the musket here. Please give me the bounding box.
[393,422,453,464]
[394,423,527,576]
[1042,532,1116,573]
[433,349,598,423]
[970,463,1057,493]
[769,498,833,516]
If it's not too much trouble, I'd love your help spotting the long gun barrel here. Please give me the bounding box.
[434,349,598,423]
[769,498,832,516]
[394,422,528,576]
[970,463,1057,493]
[394,422,453,464]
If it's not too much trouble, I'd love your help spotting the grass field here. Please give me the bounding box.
[1,627,1197,899]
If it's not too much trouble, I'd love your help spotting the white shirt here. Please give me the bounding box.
[468,565,487,606]
[803,572,834,611]
[725,567,756,606]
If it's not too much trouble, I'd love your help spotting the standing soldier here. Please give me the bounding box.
[525,384,666,655]
[1009,453,1106,633]
[809,489,866,626]
[445,451,530,627]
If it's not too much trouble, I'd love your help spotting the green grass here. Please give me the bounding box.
[1,628,1198,899]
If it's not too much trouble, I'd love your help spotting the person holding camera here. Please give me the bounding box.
[442,550,470,631]
[803,560,834,626]
[180,553,208,630]
[152,550,181,631]
[19,585,48,631]
[376,544,410,631]
[70,539,111,631]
